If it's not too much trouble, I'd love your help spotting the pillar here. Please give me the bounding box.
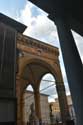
[56,64,71,123]
[56,19,83,125]
[0,22,17,124]
[16,76,24,125]
[34,89,42,121]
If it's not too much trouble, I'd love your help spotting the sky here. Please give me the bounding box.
[0,0,83,102]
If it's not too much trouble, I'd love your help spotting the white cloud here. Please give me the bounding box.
[19,2,83,101]
[19,1,33,26]
[18,2,59,47]
[24,14,59,46]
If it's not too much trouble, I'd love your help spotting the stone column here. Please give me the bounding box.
[56,19,83,125]
[55,64,70,123]
[34,89,42,122]
[16,76,24,125]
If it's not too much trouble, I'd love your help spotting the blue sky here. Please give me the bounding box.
[0,0,45,22]
[0,0,83,102]
[0,0,26,20]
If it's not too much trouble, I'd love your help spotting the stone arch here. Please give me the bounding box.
[18,57,58,78]
[17,57,59,90]
[16,34,70,125]
[16,57,70,125]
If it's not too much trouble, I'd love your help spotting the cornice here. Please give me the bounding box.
[17,33,59,56]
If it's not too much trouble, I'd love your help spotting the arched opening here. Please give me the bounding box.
[39,73,61,124]
[22,84,34,125]
[40,73,57,102]
[16,58,70,125]
[20,60,53,125]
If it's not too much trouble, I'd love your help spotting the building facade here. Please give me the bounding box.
[50,95,76,123]
[22,90,50,125]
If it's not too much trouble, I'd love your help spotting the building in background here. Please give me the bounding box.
[50,95,76,123]
[22,90,76,125]
[22,90,50,125]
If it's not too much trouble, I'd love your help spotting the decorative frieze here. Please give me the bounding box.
[17,33,59,56]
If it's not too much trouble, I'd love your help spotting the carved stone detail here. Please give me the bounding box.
[17,33,59,56]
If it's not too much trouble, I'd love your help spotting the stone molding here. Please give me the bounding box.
[17,33,59,56]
